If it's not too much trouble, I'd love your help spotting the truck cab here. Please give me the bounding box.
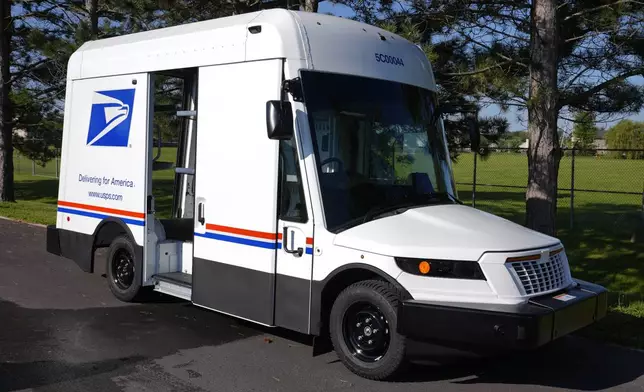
[46,9,607,380]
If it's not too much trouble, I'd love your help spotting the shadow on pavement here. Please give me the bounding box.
[397,335,644,390]
[0,298,260,391]
[0,356,145,391]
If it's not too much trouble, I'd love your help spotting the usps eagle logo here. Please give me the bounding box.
[86,89,136,147]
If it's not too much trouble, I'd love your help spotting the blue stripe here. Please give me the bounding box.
[58,207,145,227]
[195,232,279,250]
[306,247,313,255]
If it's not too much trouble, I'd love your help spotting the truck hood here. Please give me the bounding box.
[333,204,559,261]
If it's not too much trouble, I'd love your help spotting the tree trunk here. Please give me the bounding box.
[526,0,560,236]
[86,0,99,39]
[301,0,318,12]
[0,0,13,203]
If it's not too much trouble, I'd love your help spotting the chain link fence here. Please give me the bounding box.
[13,152,61,179]
[452,147,644,230]
[452,147,644,305]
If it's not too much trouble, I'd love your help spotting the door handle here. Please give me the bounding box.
[283,227,303,257]
[198,202,205,225]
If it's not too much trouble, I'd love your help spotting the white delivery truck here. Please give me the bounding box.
[46,9,607,380]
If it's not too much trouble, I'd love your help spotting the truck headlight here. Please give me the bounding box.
[395,257,486,280]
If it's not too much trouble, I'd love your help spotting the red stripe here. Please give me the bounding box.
[58,201,145,219]
[206,224,280,241]
[306,237,313,245]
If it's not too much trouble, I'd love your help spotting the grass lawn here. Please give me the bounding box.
[2,147,644,349]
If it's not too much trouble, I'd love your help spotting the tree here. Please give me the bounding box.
[11,1,82,165]
[353,14,509,162]
[571,111,598,152]
[498,130,529,149]
[456,0,642,235]
[605,119,644,159]
[0,0,13,202]
[340,0,644,235]
[86,0,98,38]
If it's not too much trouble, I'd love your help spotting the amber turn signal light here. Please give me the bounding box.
[418,261,431,274]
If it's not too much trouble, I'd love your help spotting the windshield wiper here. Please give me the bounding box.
[362,192,461,224]
[362,202,418,224]
[331,193,461,234]
[430,192,463,205]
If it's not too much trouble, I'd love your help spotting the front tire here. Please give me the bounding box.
[106,235,144,302]
[329,280,407,380]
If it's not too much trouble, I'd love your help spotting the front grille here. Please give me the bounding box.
[510,253,567,295]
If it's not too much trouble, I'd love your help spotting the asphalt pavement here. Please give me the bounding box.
[1,217,643,391]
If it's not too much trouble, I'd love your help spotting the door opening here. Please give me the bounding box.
[145,68,198,285]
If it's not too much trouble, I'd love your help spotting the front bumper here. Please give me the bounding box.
[397,279,607,350]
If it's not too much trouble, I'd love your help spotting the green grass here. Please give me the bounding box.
[2,147,644,349]
[450,152,644,349]
[452,152,644,297]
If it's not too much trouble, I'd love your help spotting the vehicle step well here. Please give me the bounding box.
[154,272,192,287]
[153,272,193,301]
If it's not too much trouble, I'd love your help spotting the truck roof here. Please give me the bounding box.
[68,9,436,91]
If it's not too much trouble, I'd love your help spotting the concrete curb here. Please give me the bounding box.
[0,215,47,228]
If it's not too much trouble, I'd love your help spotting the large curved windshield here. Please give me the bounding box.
[300,71,456,233]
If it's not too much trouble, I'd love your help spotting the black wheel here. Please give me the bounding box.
[329,280,407,380]
[106,236,144,302]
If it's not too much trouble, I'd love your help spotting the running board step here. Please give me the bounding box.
[153,272,192,301]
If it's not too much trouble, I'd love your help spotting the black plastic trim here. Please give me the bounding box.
[46,219,142,275]
[46,225,62,256]
[395,257,486,280]
[46,226,94,272]
[92,217,137,247]
[274,273,310,334]
[192,258,275,325]
[310,263,410,336]
[397,279,608,350]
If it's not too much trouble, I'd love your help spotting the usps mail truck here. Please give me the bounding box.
[46,9,607,380]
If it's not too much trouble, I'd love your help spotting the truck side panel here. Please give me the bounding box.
[56,74,150,247]
[192,59,283,325]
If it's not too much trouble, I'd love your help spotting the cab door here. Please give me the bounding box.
[274,137,315,333]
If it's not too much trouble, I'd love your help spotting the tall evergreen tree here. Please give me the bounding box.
[334,0,644,235]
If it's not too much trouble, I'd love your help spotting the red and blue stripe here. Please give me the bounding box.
[57,204,312,254]
[57,201,145,226]
[196,223,314,254]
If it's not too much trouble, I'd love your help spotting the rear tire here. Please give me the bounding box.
[106,235,144,302]
[329,280,407,380]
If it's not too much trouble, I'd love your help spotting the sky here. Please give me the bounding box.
[16,1,643,134]
[317,1,644,134]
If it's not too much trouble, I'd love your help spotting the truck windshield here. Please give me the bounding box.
[300,70,457,233]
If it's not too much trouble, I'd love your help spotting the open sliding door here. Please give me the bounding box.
[192,59,283,324]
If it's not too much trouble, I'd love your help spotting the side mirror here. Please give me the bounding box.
[467,113,481,151]
[266,100,294,140]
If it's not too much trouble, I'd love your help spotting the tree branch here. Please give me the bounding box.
[440,60,515,76]
[461,34,529,68]
[564,30,615,43]
[470,20,529,43]
[563,65,595,90]
[563,0,644,22]
[559,68,644,108]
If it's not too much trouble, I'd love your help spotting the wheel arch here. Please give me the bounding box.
[310,264,411,337]
[89,218,141,274]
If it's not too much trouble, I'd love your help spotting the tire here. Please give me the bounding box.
[329,280,407,380]
[105,235,144,302]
